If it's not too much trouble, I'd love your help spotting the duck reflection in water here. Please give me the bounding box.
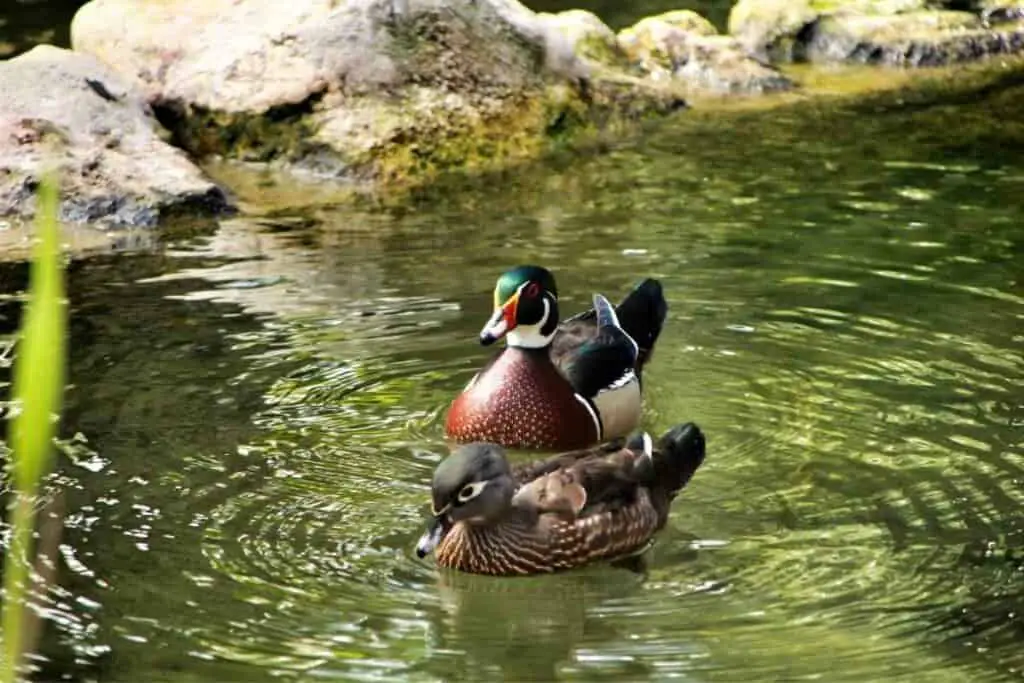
[424,566,642,681]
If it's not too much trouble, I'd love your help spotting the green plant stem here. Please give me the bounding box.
[0,172,66,683]
[1,494,37,682]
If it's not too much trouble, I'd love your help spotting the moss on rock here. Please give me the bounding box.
[326,77,686,187]
[156,96,328,165]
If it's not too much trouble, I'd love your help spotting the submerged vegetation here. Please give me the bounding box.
[0,175,67,683]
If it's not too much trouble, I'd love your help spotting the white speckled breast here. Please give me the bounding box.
[445,347,599,450]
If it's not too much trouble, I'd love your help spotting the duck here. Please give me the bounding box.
[415,422,706,575]
[444,265,668,451]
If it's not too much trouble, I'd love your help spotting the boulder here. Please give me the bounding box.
[674,35,796,93]
[70,0,687,186]
[617,11,795,94]
[0,46,229,227]
[537,10,627,71]
[727,0,832,62]
[977,0,1024,22]
[727,0,1024,65]
[805,10,1024,66]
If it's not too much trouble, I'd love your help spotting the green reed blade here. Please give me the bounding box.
[1,174,67,683]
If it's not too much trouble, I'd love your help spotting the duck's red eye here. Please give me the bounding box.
[525,283,541,298]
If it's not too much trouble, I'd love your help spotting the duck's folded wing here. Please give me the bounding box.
[509,438,627,484]
[555,294,639,398]
[512,471,587,521]
[557,278,666,367]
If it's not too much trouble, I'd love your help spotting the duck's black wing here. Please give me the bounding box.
[556,278,667,374]
[555,294,638,399]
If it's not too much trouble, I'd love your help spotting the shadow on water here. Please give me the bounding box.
[0,34,1021,683]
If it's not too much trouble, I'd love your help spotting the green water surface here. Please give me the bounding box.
[0,60,1022,683]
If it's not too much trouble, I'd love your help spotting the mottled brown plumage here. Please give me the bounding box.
[416,423,706,576]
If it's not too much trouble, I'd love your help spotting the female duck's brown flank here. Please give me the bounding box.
[416,422,706,576]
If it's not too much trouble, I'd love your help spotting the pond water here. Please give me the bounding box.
[0,61,1023,683]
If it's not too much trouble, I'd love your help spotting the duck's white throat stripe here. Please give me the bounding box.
[506,299,554,349]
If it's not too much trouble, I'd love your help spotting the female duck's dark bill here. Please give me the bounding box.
[415,514,449,558]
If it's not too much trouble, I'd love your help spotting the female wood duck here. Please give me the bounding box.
[444,265,668,451]
[415,422,706,575]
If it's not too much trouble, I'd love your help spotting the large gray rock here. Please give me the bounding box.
[536,9,794,95]
[977,1,1024,22]
[70,0,687,185]
[537,10,629,72]
[804,10,1024,66]
[617,11,795,95]
[727,0,1024,65]
[0,45,229,227]
[728,0,834,62]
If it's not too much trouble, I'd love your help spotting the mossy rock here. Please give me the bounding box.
[0,45,229,228]
[805,10,1024,65]
[307,77,686,187]
[618,12,720,79]
[677,35,797,94]
[727,0,939,61]
[976,1,1024,22]
[639,10,719,37]
[72,0,690,191]
[616,10,794,94]
[727,0,821,61]
[536,9,634,72]
[728,0,1024,65]
[811,0,936,12]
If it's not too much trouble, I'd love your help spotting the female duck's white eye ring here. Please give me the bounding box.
[457,481,487,503]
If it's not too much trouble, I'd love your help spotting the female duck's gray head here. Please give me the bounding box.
[415,443,517,557]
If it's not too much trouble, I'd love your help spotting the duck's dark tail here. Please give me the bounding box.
[615,278,667,371]
[651,422,705,502]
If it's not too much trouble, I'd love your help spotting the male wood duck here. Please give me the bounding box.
[444,265,668,451]
[415,422,706,575]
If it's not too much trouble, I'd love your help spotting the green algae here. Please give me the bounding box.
[574,33,637,73]
[351,78,685,188]
[157,99,333,168]
[162,72,685,193]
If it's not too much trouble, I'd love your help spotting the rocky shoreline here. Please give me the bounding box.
[0,0,1022,233]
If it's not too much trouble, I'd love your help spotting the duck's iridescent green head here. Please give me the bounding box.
[480,265,560,348]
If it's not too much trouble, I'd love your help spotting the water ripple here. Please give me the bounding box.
[23,88,1024,682]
